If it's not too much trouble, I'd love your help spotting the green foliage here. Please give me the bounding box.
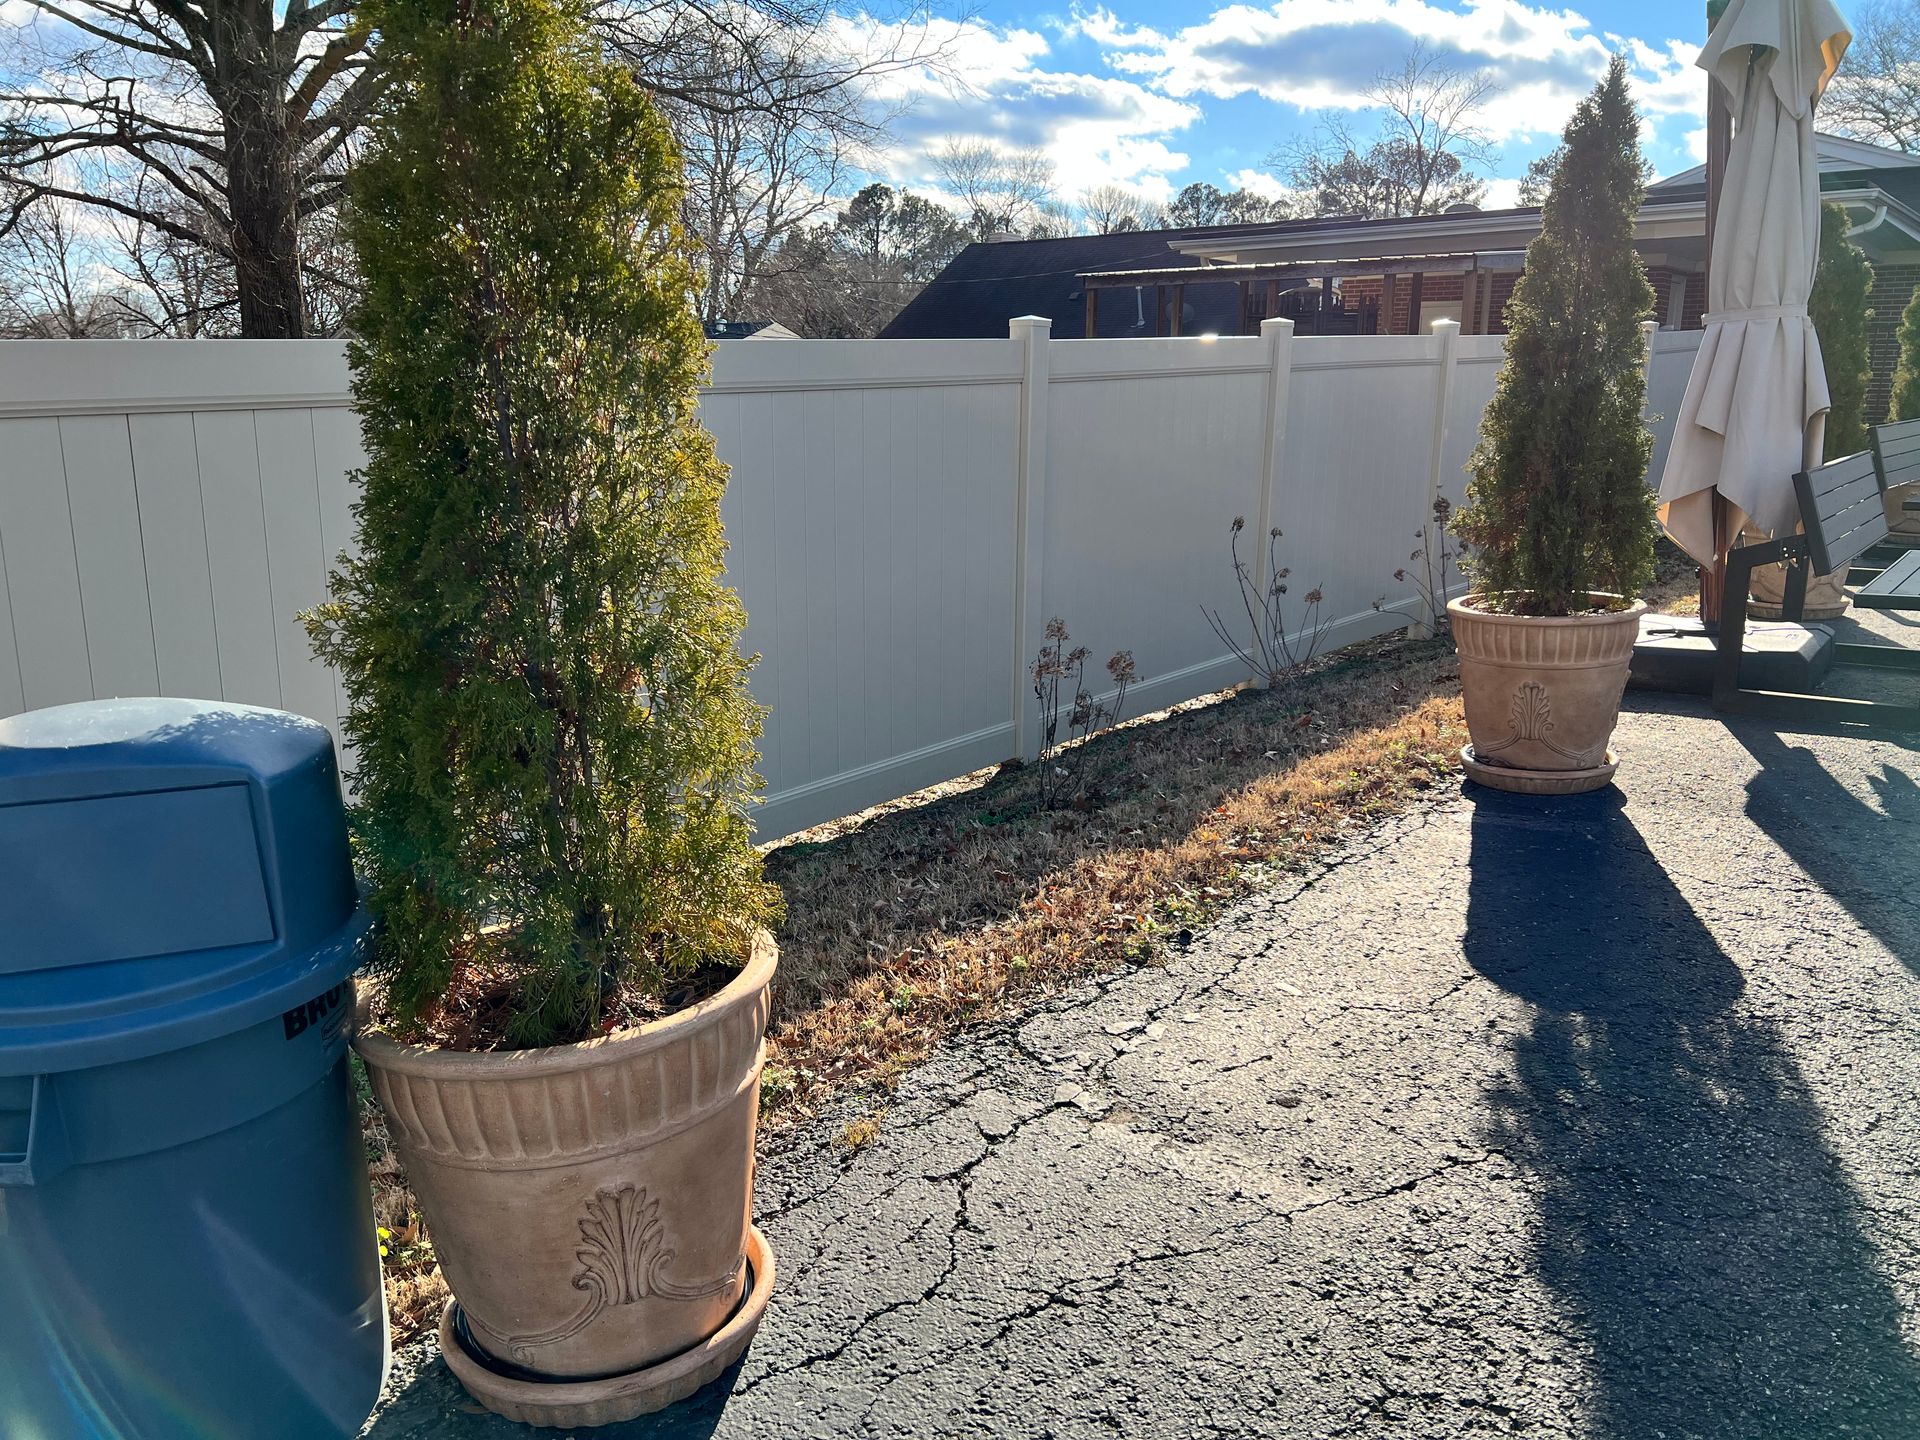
[1890,277,1920,423]
[1451,57,1656,616]
[1810,202,1873,457]
[307,0,779,1047]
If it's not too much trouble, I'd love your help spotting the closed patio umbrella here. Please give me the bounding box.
[1657,0,1851,576]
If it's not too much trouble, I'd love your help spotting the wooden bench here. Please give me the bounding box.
[1872,415,1920,530]
[1711,420,1920,728]
[1864,418,1920,607]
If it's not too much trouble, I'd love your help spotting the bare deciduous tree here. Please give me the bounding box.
[1824,0,1920,151]
[1,0,380,336]
[1280,43,1496,218]
[661,18,856,325]
[1078,183,1162,234]
[592,0,953,323]
[0,194,129,335]
[933,139,1055,239]
[2,0,945,336]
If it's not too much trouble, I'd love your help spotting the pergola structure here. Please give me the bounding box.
[1078,251,1528,339]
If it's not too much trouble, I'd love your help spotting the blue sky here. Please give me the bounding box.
[843,0,1714,209]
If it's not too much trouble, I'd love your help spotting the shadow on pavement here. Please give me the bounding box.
[1730,724,1919,978]
[362,1349,748,1439]
[1463,784,1920,1439]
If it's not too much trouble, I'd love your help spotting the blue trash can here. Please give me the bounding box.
[0,698,387,1439]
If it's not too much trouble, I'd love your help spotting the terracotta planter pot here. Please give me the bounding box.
[1448,594,1646,795]
[1741,525,1849,621]
[355,930,777,1422]
[1886,480,1920,544]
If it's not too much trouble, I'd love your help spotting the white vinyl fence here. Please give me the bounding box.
[0,320,1702,839]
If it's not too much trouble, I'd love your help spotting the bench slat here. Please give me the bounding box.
[1811,468,1882,521]
[1883,462,1920,494]
[1826,503,1891,566]
[1797,459,1892,574]
[1872,419,1920,462]
[1805,452,1879,499]
[1855,548,1920,610]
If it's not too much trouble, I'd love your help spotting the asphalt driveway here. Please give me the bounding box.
[365,688,1920,1439]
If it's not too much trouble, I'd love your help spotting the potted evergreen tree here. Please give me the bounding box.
[1449,58,1656,795]
[307,0,781,1423]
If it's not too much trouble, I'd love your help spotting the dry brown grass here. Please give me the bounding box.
[757,636,1465,1125]
[1645,537,1703,615]
[364,631,1469,1343]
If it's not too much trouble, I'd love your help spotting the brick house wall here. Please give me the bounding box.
[1866,260,1920,423]
[1339,272,1519,335]
[1311,252,1910,418]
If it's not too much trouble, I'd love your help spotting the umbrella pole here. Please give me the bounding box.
[1699,0,1735,630]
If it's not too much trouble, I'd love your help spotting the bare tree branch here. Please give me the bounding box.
[1824,0,1920,151]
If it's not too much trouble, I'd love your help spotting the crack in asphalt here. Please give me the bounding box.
[362,710,1920,1440]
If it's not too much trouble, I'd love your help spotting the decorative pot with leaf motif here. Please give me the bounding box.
[1448,595,1646,795]
[354,932,777,1423]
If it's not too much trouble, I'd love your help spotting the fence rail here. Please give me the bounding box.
[0,321,1702,839]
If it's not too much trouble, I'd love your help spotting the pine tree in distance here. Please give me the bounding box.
[1809,201,1873,457]
[1451,56,1656,616]
[1889,279,1920,423]
[307,0,779,1048]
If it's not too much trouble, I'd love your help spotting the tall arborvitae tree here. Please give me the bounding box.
[1452,56,1655,616]
[1810,201,1873,457]
[1890,283,1920,423]
[308,0,778,1047]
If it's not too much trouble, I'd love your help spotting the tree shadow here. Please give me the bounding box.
[1464,785,1920,1438]
[1728,723,1920,979]
[361,1347,748,1438]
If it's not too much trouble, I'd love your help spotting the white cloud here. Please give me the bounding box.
[1481,176,1525,208]
[833,14,1201,199]
[1072,0,1703,147]
[1224,168,1296,203]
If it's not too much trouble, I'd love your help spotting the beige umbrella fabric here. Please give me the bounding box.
[1656,0,1851,566]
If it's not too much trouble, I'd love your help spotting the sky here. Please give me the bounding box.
[839,0,1716,210]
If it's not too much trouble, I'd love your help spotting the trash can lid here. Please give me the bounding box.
[0,698,366,1074]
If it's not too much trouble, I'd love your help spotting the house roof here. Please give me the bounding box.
[885,136,1920,340]
[704,319,799,340]
[1166,197,1711,268]
[877,227,1242,340]
[1649,131,1919,192]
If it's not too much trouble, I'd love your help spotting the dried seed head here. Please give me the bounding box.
[1231,516,1246,533]
[1106,650,1136,684]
